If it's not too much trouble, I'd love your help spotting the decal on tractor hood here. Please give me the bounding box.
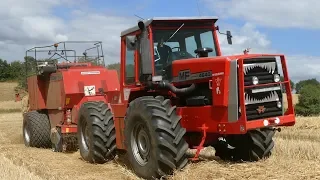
[212,72,224,76]
[81,71,101,75]
[172,70,212,82]
[215,77,222,95]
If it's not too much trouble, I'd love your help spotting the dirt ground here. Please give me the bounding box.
[0,82,18,101]
[0,84,318,180]
[0,110,320,180]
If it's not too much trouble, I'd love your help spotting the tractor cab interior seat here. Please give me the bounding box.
[156,43,173,66]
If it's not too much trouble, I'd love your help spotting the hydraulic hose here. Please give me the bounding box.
[158,81,196,95]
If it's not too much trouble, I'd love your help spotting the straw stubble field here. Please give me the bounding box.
[0,82,320,180]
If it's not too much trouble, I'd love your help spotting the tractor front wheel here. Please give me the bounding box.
[215,128,275,162]
[23,110,51,148]
[77,101,117,164]
[124,96,189,180]
[244,128,275,161]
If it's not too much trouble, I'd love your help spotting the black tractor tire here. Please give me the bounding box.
[215,128,275,162]
[22,110,51,148]
[245,128,275,161]
[77,101,117,164]
[124,96,189,180]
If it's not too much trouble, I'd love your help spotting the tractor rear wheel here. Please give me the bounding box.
[215,128,275,162]
[124,96,189,180]
[23,110,51,148]
[77,101,116,164]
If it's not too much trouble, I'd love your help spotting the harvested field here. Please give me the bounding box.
[0,83,312,179]
[0,82,18,101]
[0,100,22,113]
[0,97,320,180]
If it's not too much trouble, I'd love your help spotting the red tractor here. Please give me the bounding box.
[98,16,294,179]
[22,41,119,152]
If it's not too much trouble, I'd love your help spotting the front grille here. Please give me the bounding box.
[245,90,283,120]
[242,57,283,121]
[243,58,278,86]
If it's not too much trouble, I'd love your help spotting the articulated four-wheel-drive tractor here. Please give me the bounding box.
[22,16,296,180]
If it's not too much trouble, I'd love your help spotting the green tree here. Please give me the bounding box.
[15,56,37,91]
[8,61,23,80]
[107,62,120,78]
[295,78,320,94]
[77,57,101,66]
[0,59,11,81]
[107,62,120,72]
[295,83,320,116]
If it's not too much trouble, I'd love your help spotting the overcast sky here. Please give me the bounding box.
[0,0,318,83]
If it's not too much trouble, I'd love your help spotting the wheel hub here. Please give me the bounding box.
[23,121,30,144]
[131,123,151,166]
[137,129,150,156]
[81,120,90,151]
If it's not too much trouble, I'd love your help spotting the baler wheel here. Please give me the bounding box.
[77,101,116,164]
[124,96,189,180]
[23,110,51,148]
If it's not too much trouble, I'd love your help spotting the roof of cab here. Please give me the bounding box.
[120,16,219,37]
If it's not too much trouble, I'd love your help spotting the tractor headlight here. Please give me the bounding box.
[274,74,280,82]
[277,101,282,108]
[252,76,259,85]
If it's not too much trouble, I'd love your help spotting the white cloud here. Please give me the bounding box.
[64,12,136,63]
[0,0,77,61]
[285,55,320,82]
[215,21,320,83]
[0,0,136,64]
[203,0,320,29]
[22,16,68,43]
[217,22,273,55]
[0,0,318,83]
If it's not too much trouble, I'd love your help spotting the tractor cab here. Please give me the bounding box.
[151,18,230,77]
[121,16,232,84]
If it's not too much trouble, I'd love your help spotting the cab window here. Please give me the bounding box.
[125,45,135,84]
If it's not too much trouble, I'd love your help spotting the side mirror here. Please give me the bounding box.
[226,30,232,45]
[126,35,137,50]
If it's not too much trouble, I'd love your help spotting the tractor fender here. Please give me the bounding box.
[71,96,112,124]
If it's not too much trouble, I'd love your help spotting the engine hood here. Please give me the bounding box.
[170,53,278,83]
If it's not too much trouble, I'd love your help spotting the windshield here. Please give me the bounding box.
[153,28,217,66]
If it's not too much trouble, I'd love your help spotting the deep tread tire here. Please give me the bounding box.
[246,128,275,161]
[124,96,189,180]
[23,111,51,148]
[215,128,275,162]
[77,101,116,164]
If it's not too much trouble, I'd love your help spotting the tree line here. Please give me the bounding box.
[0,59,24,82]
[0,58,319,117]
